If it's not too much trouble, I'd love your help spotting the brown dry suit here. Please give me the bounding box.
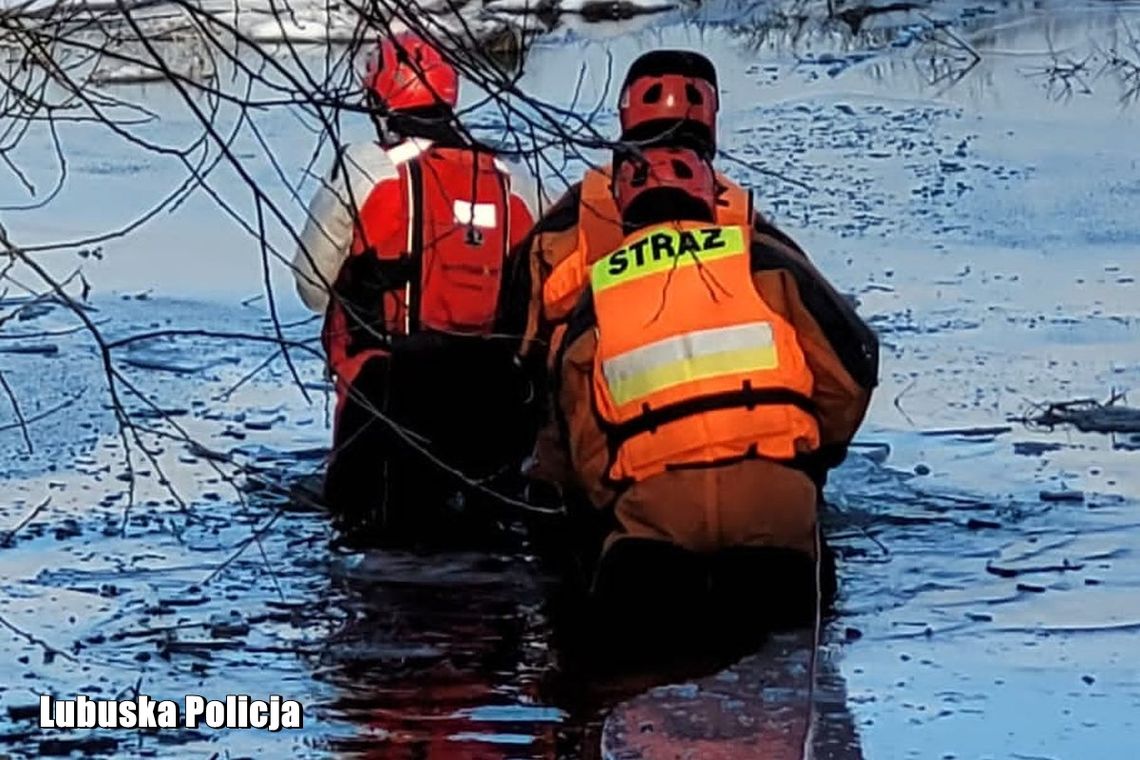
[555,222,878,560]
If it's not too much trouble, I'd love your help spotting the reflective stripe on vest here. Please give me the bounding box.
[602,321,777,407]
[588,221,819,482]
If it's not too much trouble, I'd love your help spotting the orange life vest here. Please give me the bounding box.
[588,221,820,483]
[543,166,753,324]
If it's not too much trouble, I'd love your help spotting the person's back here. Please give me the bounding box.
[554,147,879,655]
[518,50,787,346]
[291,33,540,545]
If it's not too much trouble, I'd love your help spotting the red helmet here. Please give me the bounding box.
[613,147,716,218]
[364,33,459,112]
[618,51,718,153]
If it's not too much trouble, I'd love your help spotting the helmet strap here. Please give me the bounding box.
[373,114,401,148]
[365,90,400,147]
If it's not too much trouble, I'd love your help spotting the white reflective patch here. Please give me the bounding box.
[601,319,779,407]
[603,321,775,389]
[453,200,498,228]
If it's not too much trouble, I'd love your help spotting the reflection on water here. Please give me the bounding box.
[317,551,560,758]
[310,546,867,758]
[601,629,865,760]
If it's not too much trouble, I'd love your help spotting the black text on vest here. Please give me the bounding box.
[606,227,727,277]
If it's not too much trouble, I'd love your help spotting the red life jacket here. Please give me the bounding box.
[348,143,512,336]
[323,141,516,399]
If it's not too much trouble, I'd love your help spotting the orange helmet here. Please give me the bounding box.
[613,147,716,220]
[618,51,718,155]
[364,33,459,112]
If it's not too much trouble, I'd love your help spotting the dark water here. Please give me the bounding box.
[3,1,1140,757]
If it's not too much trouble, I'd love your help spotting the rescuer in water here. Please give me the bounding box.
[515,49,816,497]
[552,145,879,653]
[292,32,542,545]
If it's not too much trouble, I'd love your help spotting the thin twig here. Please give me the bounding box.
[893,379,917,427]
[0,495,51,547]
[0,610,78,662]
[0,370,32,453]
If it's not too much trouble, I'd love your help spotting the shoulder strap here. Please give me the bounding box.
[498,157,511,264]
[581,167,608,197]
[605,385,817,444]
[404,156,425,333]
[491,158,517,336]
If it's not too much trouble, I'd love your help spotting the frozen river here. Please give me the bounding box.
[1,1,1139,757]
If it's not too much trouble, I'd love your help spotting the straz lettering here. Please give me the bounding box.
[701,227,725,250]
[650,233,673,262]
[605,227,728,277]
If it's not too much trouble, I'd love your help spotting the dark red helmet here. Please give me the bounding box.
[618,51,719,155]
[364,33,459,112]
[614,147,716,221]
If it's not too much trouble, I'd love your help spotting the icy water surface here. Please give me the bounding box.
[3,1,1140,757]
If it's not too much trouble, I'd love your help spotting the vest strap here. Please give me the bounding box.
[405,157,425,333]
[604,386,817,446]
